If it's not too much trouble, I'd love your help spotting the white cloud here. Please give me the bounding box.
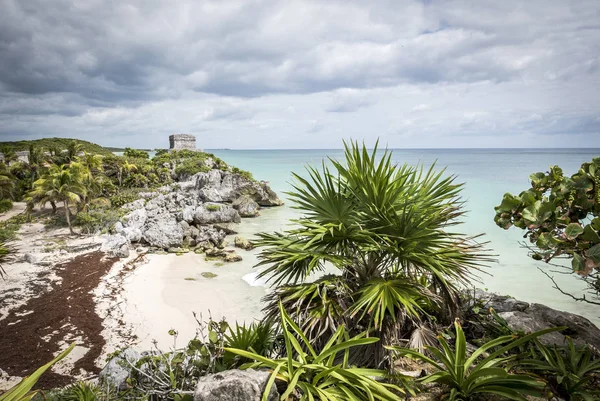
[0,0,598,148]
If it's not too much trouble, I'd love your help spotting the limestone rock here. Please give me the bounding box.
[142,215,184,249]
[195,226,227,248]
[224,252,242,263]
[194,204,241,225]
[121,199,146,211]
[122,227,142,243]
[101,234,129,258]
[193,369,278,401]
[123,208,147,231]
[99,349,140,390]
[232,195,260,217]
[473,290,600,349]
[213,223,239,235]
[234,236,254,250]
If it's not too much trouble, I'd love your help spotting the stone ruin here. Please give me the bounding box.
[169,134,198,151]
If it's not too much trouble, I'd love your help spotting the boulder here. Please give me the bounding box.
[99,349,140,390]
[181,206,196,223]
[122,227,142,243]
[213,223,239,235]
[194,204,241,225]
[232,195,260,217]
[474,290,600,349]
[195,226,227,248]
[142,215,185,249]
[24,253,43,264]
[123,209,147,231]
[224,251,242,263]
[121,199,145,211]
[193,369,278,401]
[101,234,129,258]
[234,236,254,250]
[194,171,282,207]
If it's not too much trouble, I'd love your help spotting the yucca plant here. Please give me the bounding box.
[58,381,104,401]
[225,302,411,401]
[387,321,563,401]
[255,141,493,365]
[0,343,75,401]
[521,338,600,401]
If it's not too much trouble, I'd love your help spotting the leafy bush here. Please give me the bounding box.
[0,213,29,242]
[0,198,13,213]
[123,147,149,159]
[74,207,124,234]
[494,158,600,303]
[226,302,411,401]
[231,167,254,181]
[109,191,140,208]
[388,321,562,401]
[521,338,600,400]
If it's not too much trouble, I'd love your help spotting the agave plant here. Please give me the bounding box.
[387,321,563,401]
[0,343,75,401]
[225,302,411,401]
[521,338,600,401]
[255,141,493,365]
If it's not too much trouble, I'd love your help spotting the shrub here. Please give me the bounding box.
[226,302,412,401]
[494,158,600,303]
[231,167,254,181]
[123,147,149,159]
[74,207,124,234]
[0,199,13,213]
[109,191,140,208]
[387,321,563,401]
[521,338,600,400]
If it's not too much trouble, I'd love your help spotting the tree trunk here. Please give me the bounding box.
[50,201,57,214]
[64,200,74,235]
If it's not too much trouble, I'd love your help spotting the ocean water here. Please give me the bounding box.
[209,148,600,324]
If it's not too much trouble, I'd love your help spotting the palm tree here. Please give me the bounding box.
[0,242,15,279]
[28,164,86,234]
[0,146,18,166]
[254,141,493,366]
[77,152,103,177]
[0,172,15,200]
[66,141,83,162]
[118,160,137,187]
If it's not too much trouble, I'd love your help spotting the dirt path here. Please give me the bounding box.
[0,251,117,389]
[0,202,26,222]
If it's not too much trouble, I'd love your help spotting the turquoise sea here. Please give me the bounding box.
[208,148,600,324]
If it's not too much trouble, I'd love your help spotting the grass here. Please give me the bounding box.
[205,204,221,212]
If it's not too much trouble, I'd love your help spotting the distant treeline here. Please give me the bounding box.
[0,138,112,156]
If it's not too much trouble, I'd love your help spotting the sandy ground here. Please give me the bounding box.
[0,202,27,222]
[109,249,269,351]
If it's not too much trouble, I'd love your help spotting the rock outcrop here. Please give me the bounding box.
[194,369,279,401]
[471,289,600,350]
[103,170,282,256]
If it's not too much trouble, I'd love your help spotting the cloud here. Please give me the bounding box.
[0,0,598,148]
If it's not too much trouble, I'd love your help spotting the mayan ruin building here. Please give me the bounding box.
[169,134,200,151]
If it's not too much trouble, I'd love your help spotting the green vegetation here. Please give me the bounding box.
[495,158,600,304]
[226,303,412,400]
[0,199,13,213]
[389,322,561,401]
[201,272,218,278]
[205,203,220,211]
[0,138,111,156]
[0,241,14,279]
[522,338,600,400]
[255,141,493,366]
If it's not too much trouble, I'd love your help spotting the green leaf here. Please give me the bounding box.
[208,330,218,344]
[586,244,600,263]
[565,223,584,240]
[572,254,585,273]
[581,226,600,243]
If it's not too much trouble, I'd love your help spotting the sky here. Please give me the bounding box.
[0,0,599,149]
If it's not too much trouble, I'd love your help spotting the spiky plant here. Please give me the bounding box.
[254,141,493,366]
